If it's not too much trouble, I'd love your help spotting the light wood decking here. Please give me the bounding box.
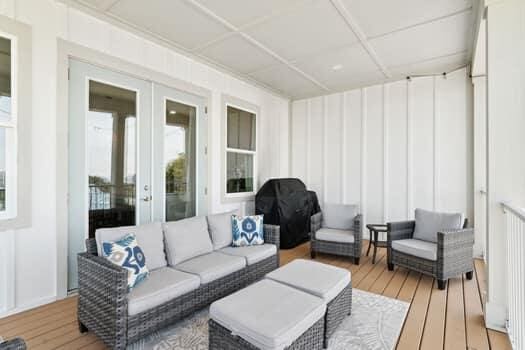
[0,242,511,349]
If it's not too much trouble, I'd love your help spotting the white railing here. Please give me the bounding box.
[502,202,525,350]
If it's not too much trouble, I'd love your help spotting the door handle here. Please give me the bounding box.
[142,196,152,202]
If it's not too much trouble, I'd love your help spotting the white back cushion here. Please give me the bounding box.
[206,210,238,249]
[95,222,166,270]
[322,203,358,230]
[413,208,464,243]
[163,216,213,265]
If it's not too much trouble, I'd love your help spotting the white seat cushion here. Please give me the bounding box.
[95,222,167,270]
[127,267,200,316]
[220,244,277,265]
[163,216,214,266]
[392,239,437,261]
[174,252,246,284]
[413,208,464,243]
[315,228,355,243]
[266,259,350,302]
[210,279,326,350]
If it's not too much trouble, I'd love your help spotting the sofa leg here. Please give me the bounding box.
[388,263,394,271]
[354,257,360,265]
[438,280,447,290]
[310,251,316,259]
[466,271,473,280]
[78,321,88,333]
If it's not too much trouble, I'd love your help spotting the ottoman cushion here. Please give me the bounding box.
[210,279,326,350]
[266,259,350,302]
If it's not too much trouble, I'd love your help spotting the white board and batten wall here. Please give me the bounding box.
[0,0,290,316]
[291,68,473,239]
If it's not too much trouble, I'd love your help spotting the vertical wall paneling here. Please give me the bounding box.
[290,69,472,230]
[0,231,15,314]
[291,100,307,180]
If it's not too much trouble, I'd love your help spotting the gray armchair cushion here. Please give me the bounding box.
[391,239,437,261]
[127,267,200,315]
[207,210,239,249]
[315,228,355,243]
[413,208,464,243]
[163,216,213,266]
[322,203,358,230]
[174,252,246,284]
[95,222,167,270]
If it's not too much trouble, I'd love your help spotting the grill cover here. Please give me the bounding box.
[255,178,320,249]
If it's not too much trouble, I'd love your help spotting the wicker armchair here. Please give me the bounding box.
[78,224,280,349]
[0,338,26,350]
[310,206,362,265]
[387,215,474,290]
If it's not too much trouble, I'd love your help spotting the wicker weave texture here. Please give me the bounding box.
[0,338,26,350]
[324,284,352,346]
[78,224,280,349]
[208,317,325,350]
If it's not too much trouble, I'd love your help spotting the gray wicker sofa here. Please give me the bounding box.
[77,213,280,350]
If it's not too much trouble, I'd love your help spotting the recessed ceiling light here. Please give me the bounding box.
[332,64,343,71]
[169,110,176,115]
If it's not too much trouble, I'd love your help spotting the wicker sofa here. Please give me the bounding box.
[310,204,362,264]
[387,209,474,290]
[77,213,280,350]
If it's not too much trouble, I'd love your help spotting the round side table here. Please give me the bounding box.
[366,224,388,264]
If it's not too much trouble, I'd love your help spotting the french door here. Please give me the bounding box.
[68,60,207,290]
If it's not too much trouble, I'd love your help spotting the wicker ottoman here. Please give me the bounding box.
[266,259,351,348]
[209,279,326,350]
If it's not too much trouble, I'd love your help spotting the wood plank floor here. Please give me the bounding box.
[0,241,512,350]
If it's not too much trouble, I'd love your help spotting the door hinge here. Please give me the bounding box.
[67,67,70,80]
[204,187,208,195]
[204,146,207,155]
[205,106,208,114]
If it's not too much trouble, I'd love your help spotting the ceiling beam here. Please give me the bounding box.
[185,0,330,92]
[329,0,392,79]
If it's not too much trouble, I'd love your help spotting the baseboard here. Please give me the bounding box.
[484,301,508,333]
[0,295,58,318]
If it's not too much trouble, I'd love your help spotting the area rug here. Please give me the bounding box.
[128,289,409,350]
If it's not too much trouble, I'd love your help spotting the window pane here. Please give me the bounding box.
[0,128,5,211]
[88,80,136,238]
[227,105,255,151]
[226,152,254,194]
[165,100,196,221]
[0,37,11,123]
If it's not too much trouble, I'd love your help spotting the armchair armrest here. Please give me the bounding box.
[263,224,280,250]
[353,214,362,234]
[0,337,26,350]
[77,252,128,348]
[437,228,474,249]
[387,220,415,244]
[310,212,323,237]
[436,228,474,280]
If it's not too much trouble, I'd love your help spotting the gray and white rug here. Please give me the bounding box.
[128,289,409,350]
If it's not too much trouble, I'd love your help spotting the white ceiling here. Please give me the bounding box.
[70,0,477,100]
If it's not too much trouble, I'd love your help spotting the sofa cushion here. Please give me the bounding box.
[266,259,350,302]
[163,216,213,266]
[232,215,265,247]
[220,244,277,265]
[413,208,464,243]
[315,228,355,243]
[210,279,326,350]
[101,233,149,291]
[174,252,246,284]
[95,222,166,270]
[322,203,358,230]
[207,210,238,249]
[127,267,200,316]
[392,239,437,261]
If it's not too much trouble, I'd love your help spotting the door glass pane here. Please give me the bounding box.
[88,80,136,237]
[226,152,254,193]
[0,37,11,123]
[165,100,196,221]
[0,128,5,211]
[227,106,255,151]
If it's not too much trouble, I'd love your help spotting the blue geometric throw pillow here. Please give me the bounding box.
[231,215,264,247]
[102,233,149,291]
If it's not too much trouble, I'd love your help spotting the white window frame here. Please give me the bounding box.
[222,95,259,202]
[0,32,17,221]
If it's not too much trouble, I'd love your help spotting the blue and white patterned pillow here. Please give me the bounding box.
[231,215,264,247]
[102,233,149,290]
